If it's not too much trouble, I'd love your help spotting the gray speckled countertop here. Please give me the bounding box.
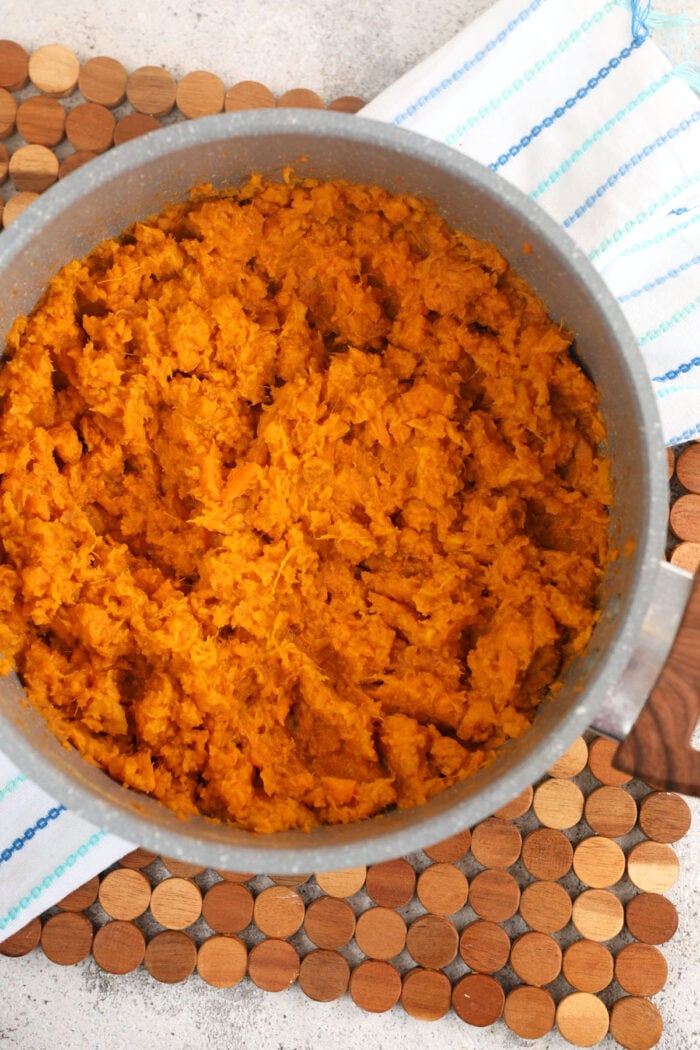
[1,2,698,1047]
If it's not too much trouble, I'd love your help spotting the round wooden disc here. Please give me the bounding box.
[669,493,700,540]
[0,88,17,138]
[355,906,406,960]
[624,892,678,944]
[521,827,573,880]
[201,881,254,934]
[2,191,39,227]
[459,919,511,973]
[470,816,522,868]
[349,959,401,1013]
[57,875,100,911]
[9,144,59,193]
[676,443,700,492]
[468,868,520,922]
[519,880,572,933]
[28,44,80,97]
[303,895,355,948]
[585,785,638,838]
[118,848,157,871]
[176,70,225,118]
[504,985,556,1039]
[406,913,459,969]
[547,736,589,778]
[452,973,505,1027]
[253,885,305,938]
[0,40,29,91]
[0,142,7,184]
[315,866,366,898]
[98,867,152,920]
[327,95,366,114]
[160,857,207,878]
[365,858,416,907]
[196,934,247,988]
[610,996,664,1050]
[638,791,691,843]
[113,112,161,146]
[0,916,41,958]
[627,840,680,893]
[494,785,533,820]
[298,948,350,1002]
[571,888,624,942]
[224,81,275,111]
[667,447,675,478]
[215,869,255,883]
[91,920,145,975]
[573,836,626,888]
[533,778,584,829]
[401,967,452,1021]
[562,939,614,993]
[670,541,700,573]
[423,827,471,863]
[150,877,202,930]
[614,943,668,996]
[127,65,177,117]
[268,873,310,887]
[416,862,469,914]
[556,991,610,1046]
[277,88,324,109]
[16,95,65,147]
[78,56,128,107]
[59,150,98,179]
[144,929,197,983]
[248,938,299,992]
[41,912,93,965]
[65,102,115,153]
[588,736,633,785]
[510,931,562,986]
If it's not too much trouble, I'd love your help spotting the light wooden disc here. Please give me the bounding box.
[28,44,80,97]
[40,912,93,965]
[468,868,520,922]
[521,827,573,880]
[215,869,255,883]
[127,65,177,117]
[303,895,355,948]
[504,985,556,1039]
[114,112,162,146]
[638,791,691,843]
[224,80,275,111]
[587,735,633,785]
[573,836,626,888]
[253,885,305,939]
[667,446,675,478]
[196,934,247,988]
[401,967,452,1021]
[91,920,145,975]
[327,95,366,114]
[519,880,572,934]
[459,919,511,973]
[0,88,17,138]
[610,996,664,1050]
[676,443,700,492]
[406,913,459,969]
[670,541,700,573]
[669,493,700,541]
[247,938,299,992]
[470,816,522,868]
[614,943,668,996]
[176,70,225,118]
[57,875,100,912]
[585,785,638,838]
[160,857,207,878]
[624,892,678,944]
[365,858,416,907]
[452,973,505,1027]
[65,102,115,153]
[9,144,59,193]
[315,866,366,898]
[556,991,610,1047]
[627,840,680,893]
[533,777,584,829]
[349,959,402,1013]
[149,877,202,930]
[571,888,624,942]
[0,40,29,91]
[59,150,98,180]
[494,784,533,820]
[0,916,41,957]
[562,939,614,993]
[118,848,157,871]
[16,95,65,147]
[423,827,471,863]
[416,862,469,914]
[2,191,39,227]
[547,736,588,778]
[98,867,152,920]
[277,88,324,109]
[0,142,7,184]
[298,948,349,1002]
[144,929,197,983]
[510,931,562,986]
[201,881,254,934]
[268,873,310,887]
[355,906,406,960]
[78,56,128,107]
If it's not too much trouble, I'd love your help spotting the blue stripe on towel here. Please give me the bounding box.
[0,805,67,865]
[588,172,700,261]
[616,254,700,302]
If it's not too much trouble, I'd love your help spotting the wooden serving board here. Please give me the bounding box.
[1,40,699,1050]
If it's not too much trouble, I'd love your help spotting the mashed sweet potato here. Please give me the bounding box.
[0,175,611,833]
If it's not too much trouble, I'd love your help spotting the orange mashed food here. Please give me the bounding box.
[0,176,611,833]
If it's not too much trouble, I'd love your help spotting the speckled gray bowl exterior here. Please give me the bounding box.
[0,110,668,871]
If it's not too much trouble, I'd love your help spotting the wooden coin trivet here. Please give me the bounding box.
[401,968,452,1021]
